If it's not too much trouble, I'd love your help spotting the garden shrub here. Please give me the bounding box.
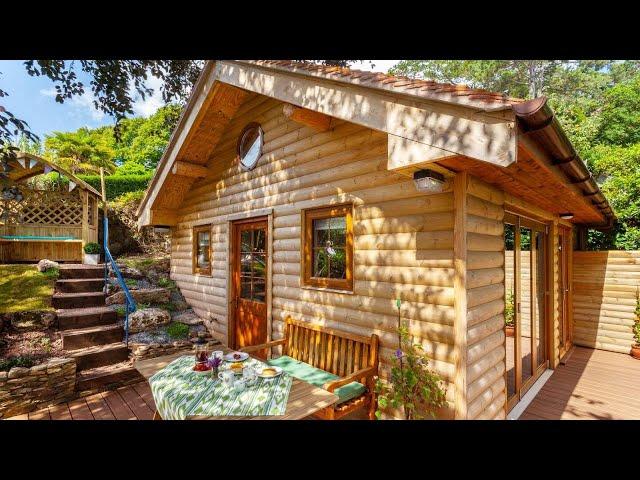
[78,173,153,200]
[166,322,189,339]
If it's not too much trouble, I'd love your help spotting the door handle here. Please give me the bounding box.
[517,302,521,314]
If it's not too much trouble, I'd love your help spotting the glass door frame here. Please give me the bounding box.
[505,211,551,412]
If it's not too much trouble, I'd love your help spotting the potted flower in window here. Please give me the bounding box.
[83,242,100,265]
[632,288,640,360]
[505,289,515,337]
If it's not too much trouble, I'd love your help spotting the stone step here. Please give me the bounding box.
[76,362,143,395]
[59,264,104,279]
[52,291,105,309]
[57,306,117,330]
[56,278,105,293]
[62,324,123,351]
[70,342,130,371]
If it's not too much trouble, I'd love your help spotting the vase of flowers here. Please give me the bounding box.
[374,299,447,420]
[207,355,222,377]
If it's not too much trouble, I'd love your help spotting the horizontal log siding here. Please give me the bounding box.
[170,97,457,416]
[465,176,506,420]
[572,250,639,354]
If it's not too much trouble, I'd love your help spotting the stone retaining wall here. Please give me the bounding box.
[130,338,221,362]
[0,358,76,419]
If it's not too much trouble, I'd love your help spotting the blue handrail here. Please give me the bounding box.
[103,217,136,347]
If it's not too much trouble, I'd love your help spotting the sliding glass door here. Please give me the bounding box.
[505,213,549,412]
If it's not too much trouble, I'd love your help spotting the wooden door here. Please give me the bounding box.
[505,213,550,412]
[231,217,268,358]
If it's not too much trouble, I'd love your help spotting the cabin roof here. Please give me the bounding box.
[11,152,102,197]
[136,60,615,228]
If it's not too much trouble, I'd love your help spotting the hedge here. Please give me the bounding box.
[77,173,154,200]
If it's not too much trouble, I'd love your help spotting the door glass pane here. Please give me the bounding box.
[241,254,252,274]
[253,279,266,302]
[520,227,533,384]
[252,254,266,278]
[240,277,252,299]
[504,223,516,401]
[241,230,252,252]
[534,230,546,368]
[253,229,266,252]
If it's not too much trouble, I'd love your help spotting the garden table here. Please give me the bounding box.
[134,348,339,420]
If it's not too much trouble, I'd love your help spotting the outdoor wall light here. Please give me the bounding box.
[559,213,574,220]
[413,169,446,193]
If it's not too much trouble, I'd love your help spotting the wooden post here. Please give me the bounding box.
[453,171,468,419]
[81,189,89,249]
[100,168,108,252]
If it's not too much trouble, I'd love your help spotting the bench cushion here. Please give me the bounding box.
[267,355,366,404]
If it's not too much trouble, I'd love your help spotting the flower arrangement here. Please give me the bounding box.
[375,299,447,420]
[634,288,640,347]
[206,355,222,375]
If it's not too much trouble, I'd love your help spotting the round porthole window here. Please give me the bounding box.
[237,122,263,171]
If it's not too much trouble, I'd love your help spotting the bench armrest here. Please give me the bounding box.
[239,338,286,353]
[323,366,377,393]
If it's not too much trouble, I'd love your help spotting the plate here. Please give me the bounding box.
[224,351,249,362]
[257,366,283,378]
[192,366,212,375]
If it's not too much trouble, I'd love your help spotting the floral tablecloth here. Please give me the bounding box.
[149,355,293,420]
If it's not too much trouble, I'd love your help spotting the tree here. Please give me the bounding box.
[44,127,116,174]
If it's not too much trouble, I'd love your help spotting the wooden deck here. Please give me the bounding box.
[520,347,640,420]
[8,382,156,420]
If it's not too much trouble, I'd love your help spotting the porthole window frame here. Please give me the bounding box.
[236,122,264,171]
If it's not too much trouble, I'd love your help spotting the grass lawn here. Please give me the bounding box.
[0,265,57,313]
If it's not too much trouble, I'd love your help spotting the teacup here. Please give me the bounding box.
[243,366,257,385]
[218,369,235,388]
[211,350,224,361]
[233,378,247,393]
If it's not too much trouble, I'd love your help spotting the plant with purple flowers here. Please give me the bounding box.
[206,355,222,375]
[374,299,446,420]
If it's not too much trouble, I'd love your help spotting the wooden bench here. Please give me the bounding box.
[241,317,379,420]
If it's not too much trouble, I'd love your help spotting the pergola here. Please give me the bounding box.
[0,152,101,263]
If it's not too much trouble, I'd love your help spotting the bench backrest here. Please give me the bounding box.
[282,317,379,378]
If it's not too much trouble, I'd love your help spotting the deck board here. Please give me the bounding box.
[521,347,640,420]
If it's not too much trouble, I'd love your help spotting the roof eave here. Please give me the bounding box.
[513,97,616,230]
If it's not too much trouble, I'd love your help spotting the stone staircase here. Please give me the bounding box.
[54,265,141,395]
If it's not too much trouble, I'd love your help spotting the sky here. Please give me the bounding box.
[0,60,400,141]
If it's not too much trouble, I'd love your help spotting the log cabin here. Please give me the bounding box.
[136,60,615,419]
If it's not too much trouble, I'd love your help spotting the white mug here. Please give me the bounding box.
[233,378,247,393]
[212,350,224,361]
[243,366,257,385]
[218,369,235,388]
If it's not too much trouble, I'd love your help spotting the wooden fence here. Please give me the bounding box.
[573,250,638,354]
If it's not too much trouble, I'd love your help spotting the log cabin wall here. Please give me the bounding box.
[464,176,507,419]
[170,95,459,417]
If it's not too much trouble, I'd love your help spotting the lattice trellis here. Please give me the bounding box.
[0,189,82,226]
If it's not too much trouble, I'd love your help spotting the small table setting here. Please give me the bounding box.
[135,340,339,420]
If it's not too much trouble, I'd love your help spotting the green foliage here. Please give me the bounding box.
[505,290,515,327]
[125,278,137,288]
[44,126,116,174]
[41,267,60,281]
[114,305,127,317]
[156,277,176,290]
[166,321,189,339]
[78,173,153,200]
[156,302,177,312]
[83,242,100,254]
[0,356,36,372]
[375,300,447,419]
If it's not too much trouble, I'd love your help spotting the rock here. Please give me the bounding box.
[114,264,145,280]
[106,288,171,306]
[36,259,59,272]
[8,367,30,379]
[4,311,57,331]
[173,310,202,326]
[128,308,171,333]
[0,371,7,382]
